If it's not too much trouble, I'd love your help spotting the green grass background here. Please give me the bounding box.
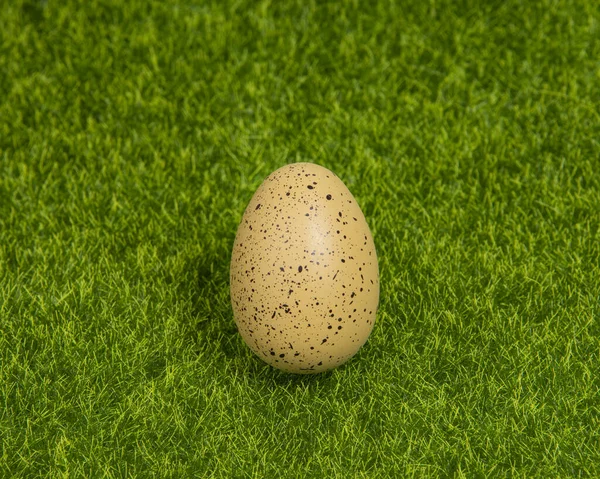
[1,0,599,477]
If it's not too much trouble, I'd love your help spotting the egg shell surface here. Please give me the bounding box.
[230,163,379,374]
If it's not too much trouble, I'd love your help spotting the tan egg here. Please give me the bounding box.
[230,163,379,374]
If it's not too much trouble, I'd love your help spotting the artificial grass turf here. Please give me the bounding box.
[1,0,599,476]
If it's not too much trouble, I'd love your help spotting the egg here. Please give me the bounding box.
[230,163,379,374]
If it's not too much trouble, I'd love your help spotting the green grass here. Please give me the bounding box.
[1,0,599,476]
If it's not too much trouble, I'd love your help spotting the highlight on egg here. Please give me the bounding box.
[230,163,379,374]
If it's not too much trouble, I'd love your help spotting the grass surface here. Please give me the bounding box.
[1,0,600,477]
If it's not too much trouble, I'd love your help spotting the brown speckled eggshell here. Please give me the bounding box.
[230,163,379,374]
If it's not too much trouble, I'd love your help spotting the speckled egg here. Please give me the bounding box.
[230,163,379,374]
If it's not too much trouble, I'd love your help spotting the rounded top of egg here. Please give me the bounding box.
[230,162,379,374]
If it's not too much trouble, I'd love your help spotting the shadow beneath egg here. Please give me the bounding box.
[239,361,338,395]
[246,337,380,392]
[181,248,239,359]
